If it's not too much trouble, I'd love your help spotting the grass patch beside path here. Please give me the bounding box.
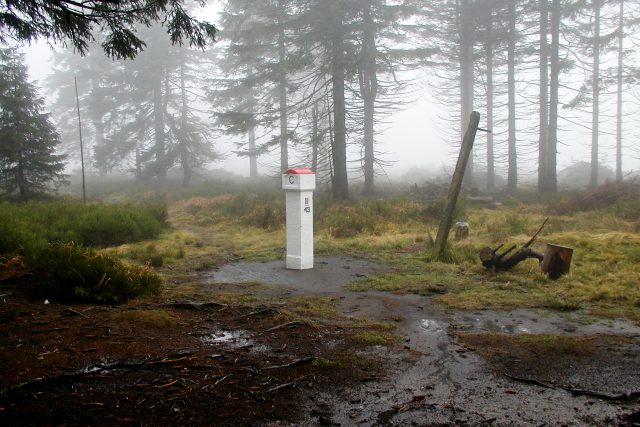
[149,194,640,323]
[321,203,640,322]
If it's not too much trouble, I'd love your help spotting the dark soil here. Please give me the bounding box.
[0,287,382,426]
[2,256,640,426]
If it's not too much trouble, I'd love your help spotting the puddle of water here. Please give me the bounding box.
[201,330,270,352]
[419,319,444,334]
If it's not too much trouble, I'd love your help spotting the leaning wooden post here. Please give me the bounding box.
[433,111,480,258]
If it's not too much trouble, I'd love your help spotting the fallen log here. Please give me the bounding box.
[480,218,548,273]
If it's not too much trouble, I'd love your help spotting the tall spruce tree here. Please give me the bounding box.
[0,48,66,199]
[215,0,305,174]
[49,24,219,184]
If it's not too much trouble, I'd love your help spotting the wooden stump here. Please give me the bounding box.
[541,244,573,279]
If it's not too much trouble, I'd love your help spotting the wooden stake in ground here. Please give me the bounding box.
[434,112,480,258]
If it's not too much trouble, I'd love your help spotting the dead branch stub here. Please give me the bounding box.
[479,218,573,279]
[480,218,547,274]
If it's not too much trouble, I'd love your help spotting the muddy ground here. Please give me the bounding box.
[1,256,640,426]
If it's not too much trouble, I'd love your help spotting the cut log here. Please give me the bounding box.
[541,244,573,279]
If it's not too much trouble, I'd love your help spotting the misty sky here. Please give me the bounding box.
[19,2,640,183]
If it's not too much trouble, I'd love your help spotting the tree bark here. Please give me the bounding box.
[278,19,289,173]
[590,0,601,189]
[361,0,377,196]
[153,68,166,181]
[538,0,549,191]
[179,56,191,188]
[507,0,517,193]
[331,5,349,200]
[541,244,573,279]
[458,0,474,189]
[484,6,495,192]
[616,0,624,182]
[311,103,319,172]
[248,123,258,179]
[546,0,560,193]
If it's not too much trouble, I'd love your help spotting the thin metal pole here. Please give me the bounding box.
[74,76,86,205]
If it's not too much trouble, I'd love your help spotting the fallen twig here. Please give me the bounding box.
[235,307,280,319]
[263,357,315,370]
[63,307,89,318]
[264,320,305,333]
[267,382,295,393]
[146,356,190,365]
[506,374,640,401]
[505,374,556,390]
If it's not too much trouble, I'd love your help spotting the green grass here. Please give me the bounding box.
[158,191,640,322]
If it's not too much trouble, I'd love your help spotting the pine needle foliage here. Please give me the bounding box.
[0,48,67,200]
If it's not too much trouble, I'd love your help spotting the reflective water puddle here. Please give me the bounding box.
[201,330,269,352]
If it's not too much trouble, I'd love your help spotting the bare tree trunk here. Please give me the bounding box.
[616,0,624,183]
[547,0,560,193]
[311,103,319,172]
[179,56,191,188]
[507,0,517,193]
[538,0,549,191]
[484,6,495,192]
[361,0,377,196]
[331,5,349,200]
[590,0,601,189]
[278,23,289,173]
[248,123,258,179]
[153,69,166,181]
[458,0,474,189]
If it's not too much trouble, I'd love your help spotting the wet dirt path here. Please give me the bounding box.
[206,257,640,426]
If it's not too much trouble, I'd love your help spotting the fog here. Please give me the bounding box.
[19,1,640,191]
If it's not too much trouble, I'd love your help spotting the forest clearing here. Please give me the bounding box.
[1,181,639,425]
[2,1,640,425]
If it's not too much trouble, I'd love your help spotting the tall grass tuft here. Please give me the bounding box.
[26,242,161,304]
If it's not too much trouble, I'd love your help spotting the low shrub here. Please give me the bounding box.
[0,200,167,252]
[27,242,161,304]
[75,204,165,246]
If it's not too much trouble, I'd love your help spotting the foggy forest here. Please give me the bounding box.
[1,1,640,426]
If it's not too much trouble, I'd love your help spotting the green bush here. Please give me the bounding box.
[75,204,165,246]
[0,200,167,253]
[0,200,166,304]
[28,242,161,304]
[0,210,46,255]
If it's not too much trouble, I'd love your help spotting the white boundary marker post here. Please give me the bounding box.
[282,168,316,270]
